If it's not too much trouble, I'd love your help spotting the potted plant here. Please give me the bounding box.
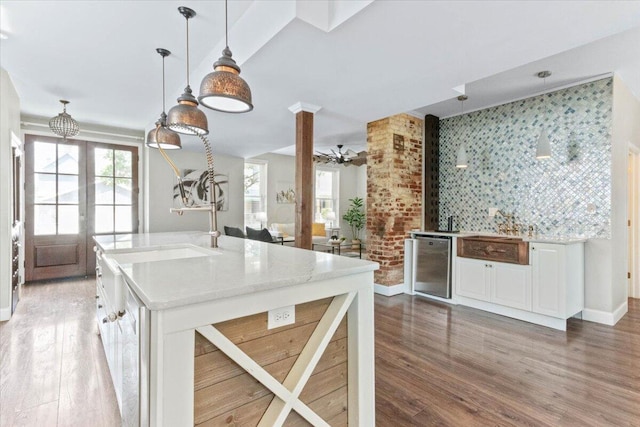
[342,197,365,248]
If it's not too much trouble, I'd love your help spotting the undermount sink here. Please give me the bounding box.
[107,244,219,265]
[457,235,529,265]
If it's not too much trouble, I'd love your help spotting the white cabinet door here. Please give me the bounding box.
[456,257,491,301]
[531,243,564,317]
[491,263,532,311]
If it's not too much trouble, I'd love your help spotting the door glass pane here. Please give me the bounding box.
[95,148,113,177]
[115,206,132,232]
[95,177,114,204]
[58,205,79,234]
[34,205,56,235]
[58,175,79,204]
[58,144,79,174]
[34,142,57,173]
[115,150,132,178]
[95,206,114,234]
[34,173,56,203]
[115,178,132,204]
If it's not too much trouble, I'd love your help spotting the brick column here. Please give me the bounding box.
[367,113,423,286]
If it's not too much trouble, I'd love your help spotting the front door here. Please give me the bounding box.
[25,135,139,281]
[25,135,87,281]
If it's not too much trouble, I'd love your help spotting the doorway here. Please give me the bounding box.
[25,135,139,281]
[629,145,639,298]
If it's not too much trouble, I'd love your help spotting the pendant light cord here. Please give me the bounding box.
[225,0,228,48]
[162,55,166,113]
[186,17,190,87]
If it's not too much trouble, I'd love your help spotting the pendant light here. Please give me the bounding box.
[198,0,253,113]
[455,95,469,169]
[147,48,181,150]
[49,100,80,140]
[167,6,209,136]
[536,70,552,159]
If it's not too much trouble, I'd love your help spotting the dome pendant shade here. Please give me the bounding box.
[166,85,209,135]
[456,144,468,168]
[199,47,253,113]
[146,113,181,149]
[536,130,551,159]
[49,100,79,139]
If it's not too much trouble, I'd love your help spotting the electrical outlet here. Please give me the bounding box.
[488,207,498,217]
[268,305,295,329]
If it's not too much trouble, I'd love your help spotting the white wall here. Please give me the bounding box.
[247,153,367,237]
[145,147,244,232]
[609,74,640,314]
[250,153,296,225]
[0,68,21,320]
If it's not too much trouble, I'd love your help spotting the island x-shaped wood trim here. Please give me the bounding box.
[195,291,355,427]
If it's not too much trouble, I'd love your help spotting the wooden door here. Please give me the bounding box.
[86,142,139,274]
[25,135,87,281]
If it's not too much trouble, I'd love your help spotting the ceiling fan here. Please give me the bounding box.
[313,144,367,166]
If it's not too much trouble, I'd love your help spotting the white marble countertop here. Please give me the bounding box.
[94,232,378,311]
[408,230,587,245]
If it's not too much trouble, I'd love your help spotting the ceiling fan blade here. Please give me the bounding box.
[350,157,367,166]
[344,149,358,158]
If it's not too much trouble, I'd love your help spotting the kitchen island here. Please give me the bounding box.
[94,231,378,426]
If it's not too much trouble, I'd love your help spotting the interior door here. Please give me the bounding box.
[25,135,87,281]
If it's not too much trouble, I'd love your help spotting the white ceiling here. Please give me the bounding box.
[1,1,639,158]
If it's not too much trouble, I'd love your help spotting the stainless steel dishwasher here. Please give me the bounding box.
[414,235,452,298]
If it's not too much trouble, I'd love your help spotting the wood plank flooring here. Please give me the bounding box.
[0,278,120,426]
[375,295,640,426]
[1,279,639,426]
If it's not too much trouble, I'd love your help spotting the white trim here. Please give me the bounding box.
[613,300,629,324]
[0,306,11,321]
[582,300,628,326]
[196,292,355,427]
[20,115,144,144]
[374,283,405,296]
[288,102,322,114]
[457,295,568,331]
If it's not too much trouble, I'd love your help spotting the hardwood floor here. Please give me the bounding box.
[1,279,639,426]
[375,295,640,426]
[0,278,120,426]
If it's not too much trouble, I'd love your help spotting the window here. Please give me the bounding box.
[32,140,81,235]
[315,168,339,226]
[244,161,267,229]
[92,145,136,234]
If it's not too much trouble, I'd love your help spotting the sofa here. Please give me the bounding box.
[270,223,336,244]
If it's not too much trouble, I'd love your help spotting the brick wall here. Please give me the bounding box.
[366,113,423,286]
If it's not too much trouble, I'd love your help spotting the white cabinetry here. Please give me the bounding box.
[456,257,531,310]
[456,257,490,300]
[95,251,123,412]
[530,242,584,319]
[454,240,584,330]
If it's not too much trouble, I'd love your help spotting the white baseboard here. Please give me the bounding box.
[374,283,406,296]
[0,306,11,321]
[613,300,629,324]
[582,300,628,326]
